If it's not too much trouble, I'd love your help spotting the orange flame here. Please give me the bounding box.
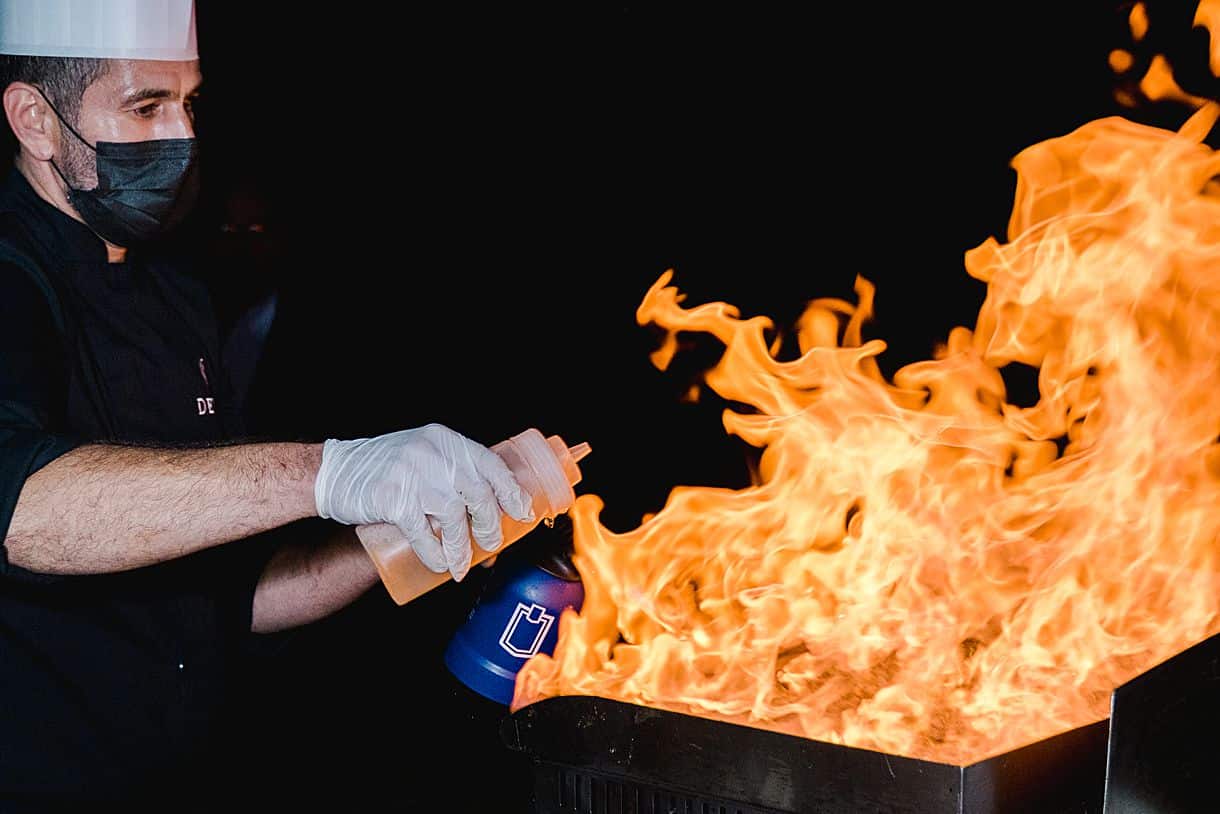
[1130,2,1149,42]
[515,105,1220,763]
[1118,1,1216,109]
[1196,0,1220,76]
[1139,55,1211,107]
[1109,48,1134,74]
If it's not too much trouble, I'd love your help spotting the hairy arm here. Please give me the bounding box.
[251,525,380,634]
[4,441,322,574]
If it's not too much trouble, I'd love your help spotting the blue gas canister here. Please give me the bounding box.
[445,533,584,705]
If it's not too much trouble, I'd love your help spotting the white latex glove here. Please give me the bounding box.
[315,423,534,581]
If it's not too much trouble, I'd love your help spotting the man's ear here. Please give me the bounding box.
[3,82,59,162]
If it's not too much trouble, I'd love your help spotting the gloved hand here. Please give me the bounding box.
[315,423,534,581]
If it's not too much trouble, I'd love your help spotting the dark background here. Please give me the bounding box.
[41,1,1220,809]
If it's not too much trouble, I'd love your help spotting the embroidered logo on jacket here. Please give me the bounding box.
[196,357,215,415]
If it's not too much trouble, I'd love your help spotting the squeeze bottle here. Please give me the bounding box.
[355,428,591,605]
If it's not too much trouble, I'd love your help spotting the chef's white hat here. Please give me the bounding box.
[0,0,197,61]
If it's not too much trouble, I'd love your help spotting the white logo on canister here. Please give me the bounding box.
[498,602,555,659]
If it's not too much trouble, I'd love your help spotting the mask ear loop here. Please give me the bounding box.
[30,85,97,192]
[30,86,130,249]
[31,85,96,151]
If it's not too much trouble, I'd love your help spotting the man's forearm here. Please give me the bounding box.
[251,525,380,634]
[4,442,322,574]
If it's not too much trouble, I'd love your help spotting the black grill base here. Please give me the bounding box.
[503,695,1109,814]
[503,631,1220,813]
[534,763,780,814]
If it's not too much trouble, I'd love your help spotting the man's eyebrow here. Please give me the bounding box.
[120,88,178,106]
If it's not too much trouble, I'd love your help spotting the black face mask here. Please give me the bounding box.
[40,89,201,248]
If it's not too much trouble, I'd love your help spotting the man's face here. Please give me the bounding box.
[58,58,202,190]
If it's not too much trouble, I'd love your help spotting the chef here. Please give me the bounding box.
[0,1,533,806]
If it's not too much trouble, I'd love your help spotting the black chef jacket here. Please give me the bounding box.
[0,169,272,807]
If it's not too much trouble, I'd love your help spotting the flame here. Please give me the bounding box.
[515,105,1220,763]
[1139,55,1211,107]
[1109,48,1134,74]
[1196,0,1220,76]
[1130,2,1149,42]
[1117,1,1214,109]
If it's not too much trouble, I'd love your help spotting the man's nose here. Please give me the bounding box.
[178,113,196,140]
[165,106,195,139]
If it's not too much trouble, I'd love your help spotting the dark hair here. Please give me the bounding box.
[0,55,109,127]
